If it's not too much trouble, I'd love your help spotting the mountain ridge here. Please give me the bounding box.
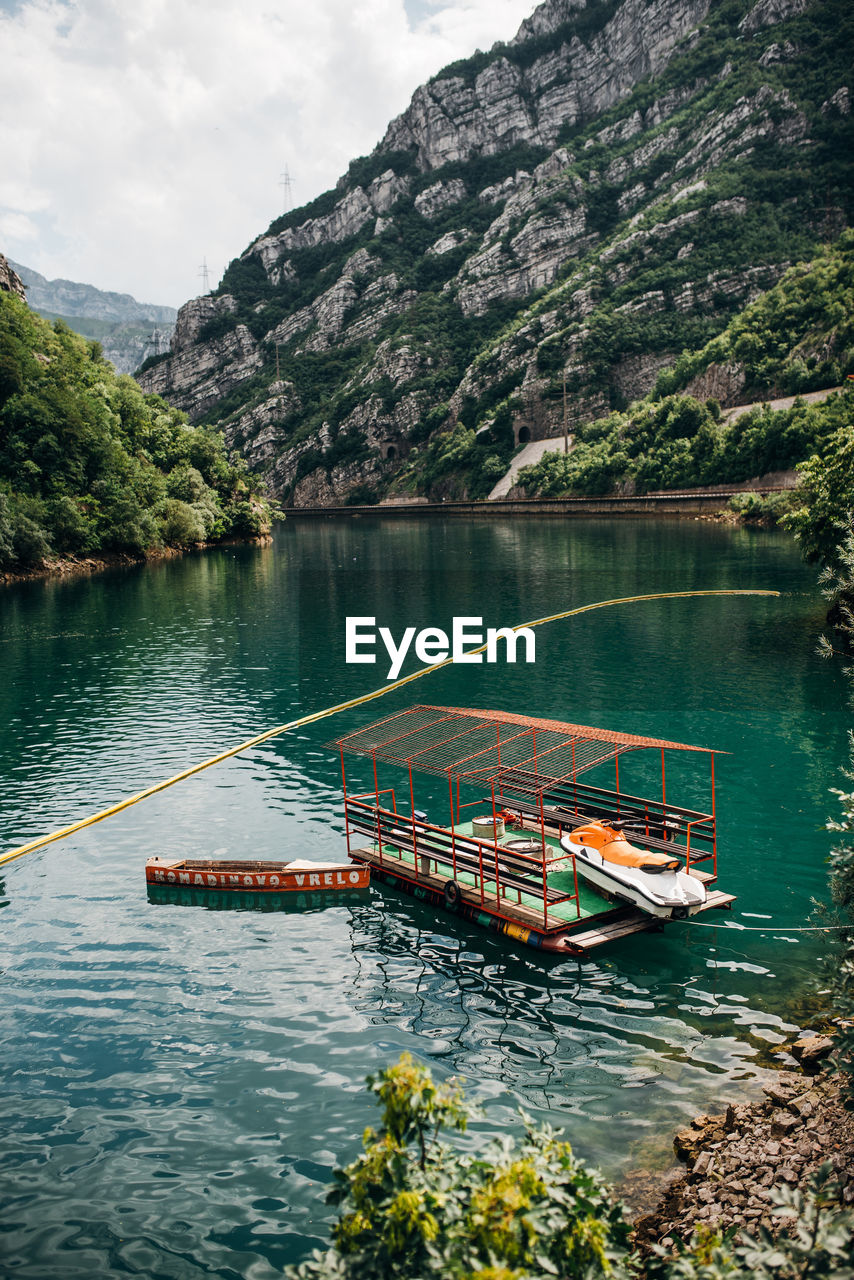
[9,260,176,326]
[136,0,853,506]
[10,261,176,375]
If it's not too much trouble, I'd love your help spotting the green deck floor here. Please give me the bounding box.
[369,820,614,926]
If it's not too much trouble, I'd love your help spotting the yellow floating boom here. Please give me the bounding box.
[0,589,779,869]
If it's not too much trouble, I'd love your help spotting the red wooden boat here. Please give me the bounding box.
[145,856,370,893]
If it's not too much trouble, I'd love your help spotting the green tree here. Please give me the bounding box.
[782,424,854,566]
[287,1053,631,1280]
[0,289,274,569]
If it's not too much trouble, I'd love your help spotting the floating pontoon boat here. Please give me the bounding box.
[329,704,733,956]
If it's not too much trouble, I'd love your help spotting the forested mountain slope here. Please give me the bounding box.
[0,278,270,572]
[516,228,853,496]
[137,0,853,505]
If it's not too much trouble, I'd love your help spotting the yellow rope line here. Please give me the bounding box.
[0,588,779,869]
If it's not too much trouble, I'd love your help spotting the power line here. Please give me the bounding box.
[144,327,163,360]
[199,257,210,293]
[280,164,293,213]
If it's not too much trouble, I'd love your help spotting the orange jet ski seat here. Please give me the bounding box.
[569,822,680,873]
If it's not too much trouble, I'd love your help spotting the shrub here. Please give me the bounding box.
[286,1053,631,1280]
[11,510,51,565]
[227,499,263,537]
[159,498,206,547]
[46,495,98,553]
[782,421,854,566]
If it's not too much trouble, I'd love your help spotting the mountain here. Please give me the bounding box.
[0,286,270,573]
[136,0,854,505]
[10,261,176,375]
[516,229,853,496]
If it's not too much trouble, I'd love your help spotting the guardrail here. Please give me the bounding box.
[344,794,580,929]
[285,486,793,520]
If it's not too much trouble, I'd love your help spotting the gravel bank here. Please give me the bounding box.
[634,1045,854,1251]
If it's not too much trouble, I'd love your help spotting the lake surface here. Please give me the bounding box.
[0,516,849,1278]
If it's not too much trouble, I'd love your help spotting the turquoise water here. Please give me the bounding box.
[0,517,849,1278]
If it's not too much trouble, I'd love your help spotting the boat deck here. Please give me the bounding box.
[350,818,734,954]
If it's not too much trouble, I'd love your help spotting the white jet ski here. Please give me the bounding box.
[559,821,706,920]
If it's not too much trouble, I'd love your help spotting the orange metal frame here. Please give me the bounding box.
[336,705,721,926]
[345,792,579,931]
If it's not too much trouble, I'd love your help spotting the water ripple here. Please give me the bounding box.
[0,526,847,1277]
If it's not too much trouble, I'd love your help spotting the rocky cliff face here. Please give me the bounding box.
[137,0,853,504]
[0,254,27,303]
[379,0,712,170]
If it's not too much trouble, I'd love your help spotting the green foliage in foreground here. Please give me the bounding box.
[287,1052,632,1280]
[782,424,854,566]
[0,291,272,569]
[287,1055,854,1280]
[824,772,854,1104]
[648,1166,854,1280]
[814,534,854,1101]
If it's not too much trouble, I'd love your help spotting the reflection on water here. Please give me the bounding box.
[147,884,370,912]
[0,518,849,1279]
[345,888,793,1153]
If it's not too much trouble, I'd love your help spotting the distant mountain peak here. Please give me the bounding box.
[8,261,176,327]
[510,0,590,46]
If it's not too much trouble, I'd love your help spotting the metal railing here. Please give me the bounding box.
[345,794,581,929]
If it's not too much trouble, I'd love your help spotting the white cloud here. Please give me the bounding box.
[0,0,535,307]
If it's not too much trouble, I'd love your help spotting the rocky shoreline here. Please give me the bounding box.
[0,534,274,587]
[633,1035,853,1253]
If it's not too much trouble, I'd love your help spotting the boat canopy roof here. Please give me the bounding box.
[328,704,714,788]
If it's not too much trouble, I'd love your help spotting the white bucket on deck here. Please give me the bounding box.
[472,816,505,840]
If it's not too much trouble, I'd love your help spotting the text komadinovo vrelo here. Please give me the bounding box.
[345,616,536,680]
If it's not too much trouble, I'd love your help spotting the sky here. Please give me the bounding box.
[0,0,536,309]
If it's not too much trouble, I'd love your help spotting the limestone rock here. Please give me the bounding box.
[510,0,587,46]
[684,361,747,406]
[379,0,712,170]
[264,251,387,353]
[414,179,467,218]
[225,381,301,468]
[0,253,27,302]
[248,178,409,283]
[427,229,472,256]
[791,1035,834,1067]
[455,191,588,315]
[759,40,798,66]
[137,323,262,419]
[170,294,237,354]
[739,0,810,34]
[822,86,851,117]
[368,170,411,215]
[360,338,428,389]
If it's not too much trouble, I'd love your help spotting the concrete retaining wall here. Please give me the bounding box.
[285,488,790,520]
